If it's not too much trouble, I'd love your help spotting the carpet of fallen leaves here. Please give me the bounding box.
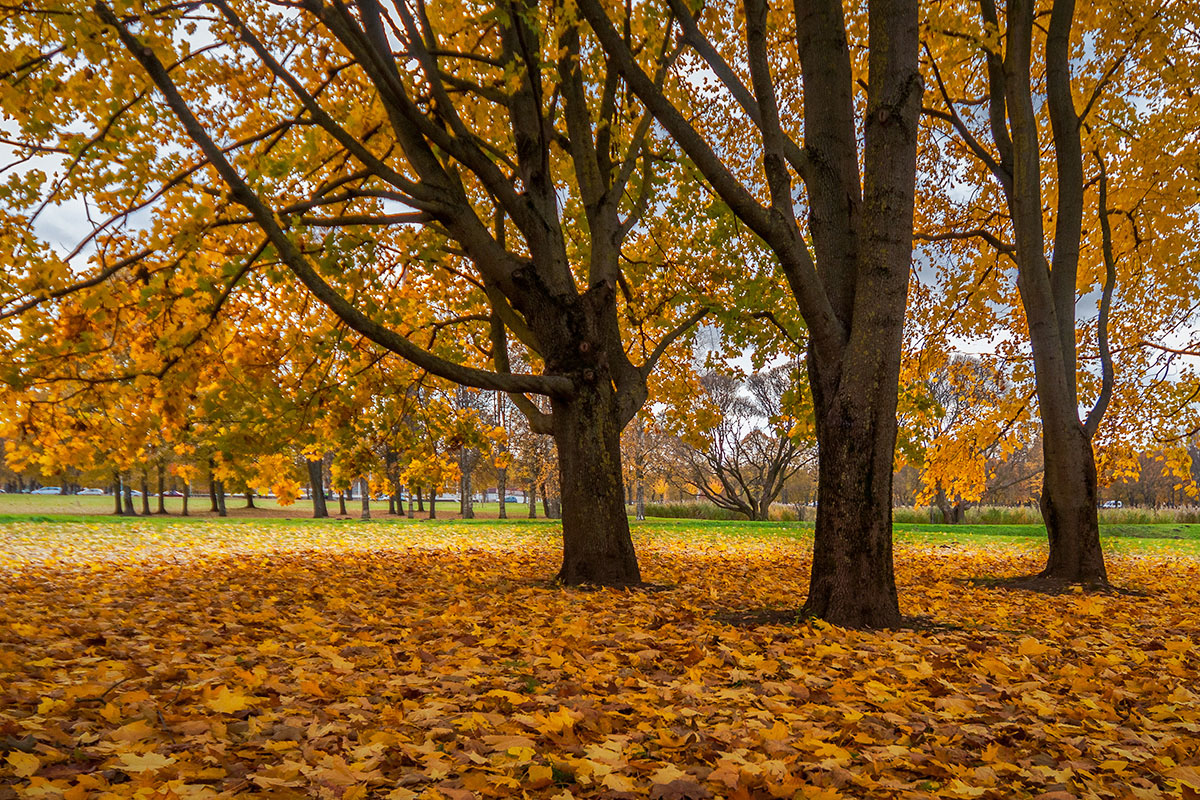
[1,521,1199,800]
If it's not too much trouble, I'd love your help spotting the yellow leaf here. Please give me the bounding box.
[6,751,39,778]
[602,772,636,792]
[1018,637,1050,657]
[117,752,177,773]
[204,684,253,714]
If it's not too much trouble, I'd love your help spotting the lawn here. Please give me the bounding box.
[1,517,1198,798]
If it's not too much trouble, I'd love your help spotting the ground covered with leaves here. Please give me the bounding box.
[1,520,1199,799]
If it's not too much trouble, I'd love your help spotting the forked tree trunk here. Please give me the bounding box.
[308,459,328,518]
[551,386,641,586]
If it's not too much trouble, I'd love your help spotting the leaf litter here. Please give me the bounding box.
[1,521,1198,799]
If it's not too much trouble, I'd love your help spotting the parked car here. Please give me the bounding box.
[77,487,105,495]
[504,496,520,503]
[163,490,183,497]
[30,486,63,495]
[1100,500,1123,509]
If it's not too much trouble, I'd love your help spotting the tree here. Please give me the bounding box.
[683,365,813,521]
[579,0,922,625]
[1,0,715,584]
[920,0,1200,583]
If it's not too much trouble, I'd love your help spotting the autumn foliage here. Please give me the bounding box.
[3,522,1200,799]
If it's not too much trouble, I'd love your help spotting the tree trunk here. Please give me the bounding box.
[208,462,219,513]
[156,461,167,514]
[140,469,151,516]
[498,467,508,519]
[408,490,414,516]
[528,483,537,519]
[635,469,645,521]
[360,477,371,520]
[113,471,123,516]
[416,488,424,513]
[803,379,903,628]
[338,490,347,516]
[308,459,328,518]
[428,489,437,520]
[550,386,641,586]
[935,485,955,524]
[122,478,135,516]
[182,482,190,517]
[1038,404,1108,582]
[216,481,227,517]
[244,489,255,509]
[541,483,550,518]
[461,455,474,519]
[388,493,396,515]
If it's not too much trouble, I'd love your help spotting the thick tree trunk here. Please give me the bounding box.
[498,468,508,519]
[803,382,903,628]
[541,483,550,518]
[360,478,371,520]
[156,462,166,514]
[308,459,328,518]
[182,482,190,517]
[245,490,255,509]
[122,478,135,516]
[338,491,347,516]
[428,489,437,520]
[416,488,424,513]
[528,483,537,519]
[935,485,956,525]
[216,481,227,517]
[550,386,641,586]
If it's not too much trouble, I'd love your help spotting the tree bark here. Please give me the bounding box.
[140,469,151,516]
[338,490,347,516]
[428,488,437,520]
[156,461,167,514]
[208,461,219,513]
[360,477,371,520]
[216,481,227,517]
[182,482,190,517]
[528,483,537,519]
[551,384,641,586]
[113,471,123,516]
[803,377,903,627]
[122,478,135,516]
[245,489,255,509]
[498,467,508,519]
[460,453,474,519]
[416,487,424,513]
[308,459,328,518]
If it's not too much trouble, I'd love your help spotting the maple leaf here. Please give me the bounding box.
[116,752,177,773]
[203,684,254,713]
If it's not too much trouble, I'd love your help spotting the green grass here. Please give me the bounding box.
[1,493,1198,556]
